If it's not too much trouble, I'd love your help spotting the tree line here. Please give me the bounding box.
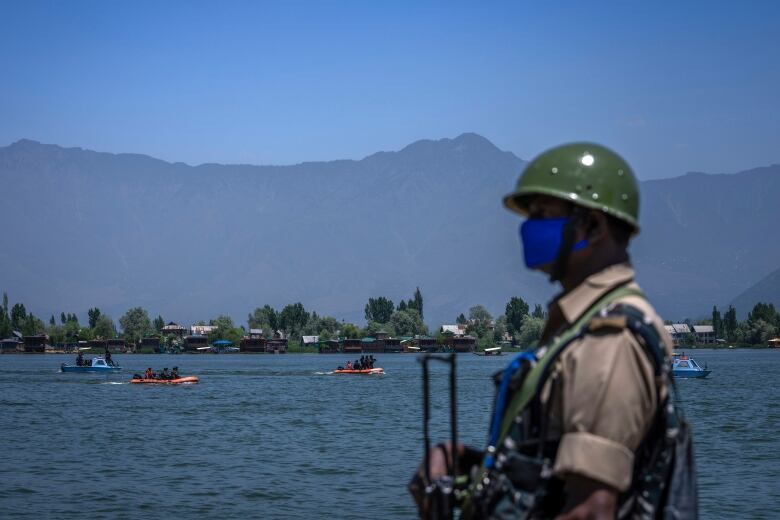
[3,288,778,348]
[709,302,780,345]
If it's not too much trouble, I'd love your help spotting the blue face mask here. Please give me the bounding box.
[519,217,589,269]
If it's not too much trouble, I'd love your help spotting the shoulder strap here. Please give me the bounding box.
[497,284,644,443]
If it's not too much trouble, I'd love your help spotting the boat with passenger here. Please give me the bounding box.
[671,353,711,378]
[61,356,121,373]
[333,367,384,375]
[130,376,199,384]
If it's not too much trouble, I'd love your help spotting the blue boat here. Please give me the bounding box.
[671,353,711,378]
[61,357,121,373]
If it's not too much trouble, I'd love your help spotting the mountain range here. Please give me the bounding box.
[1,134,778,328]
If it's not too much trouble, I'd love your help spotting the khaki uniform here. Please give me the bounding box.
[537,263,673,492]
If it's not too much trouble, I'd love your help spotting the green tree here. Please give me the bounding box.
[747,302,779,327]
[341,323,361,339]
[724,305,738,341]
[60,312,67,325]
[456,313,467,325]
[390,309,427,336]
[364,320,395,337]
[119,307,153,345]
[210,314,243,344]
[466,305,493,339]
[0,293,9,339]
[279,303,310,336]
[407,287,424,320]
[21,313,45,336]
[11,303,27,331]
[87,307,102,329]
[711,306,722,339]
[398,300,408,312]
[365,297,394,324]
[153,315,165,332]
[531,304,545,319]
[505,297,530,336]
[93,315,117,339]
[518,315,545,347]
[248,305,279,336]
[493,315,508,343]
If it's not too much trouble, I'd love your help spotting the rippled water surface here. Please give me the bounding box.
[0,350,778,518]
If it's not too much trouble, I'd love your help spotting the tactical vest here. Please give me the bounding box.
[460,285,697,520]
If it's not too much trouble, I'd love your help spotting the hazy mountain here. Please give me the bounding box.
[730,266,780,318]
[1,136,778,328]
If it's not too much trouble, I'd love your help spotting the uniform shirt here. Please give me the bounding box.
[538,262,673,492]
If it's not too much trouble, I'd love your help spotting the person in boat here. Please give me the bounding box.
[144,367,153,380]
[160,367,170,380]
[75,351,84,366]
[368,355,375,369]
[345,360,353,370]
[171,367,180,379]
[410,144,696,519]
[104,348,113,367]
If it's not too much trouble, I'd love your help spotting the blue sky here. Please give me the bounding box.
[1,0,778,179]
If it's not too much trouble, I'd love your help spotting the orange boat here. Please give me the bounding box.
[333,368,384,375]
[130,376,199,384]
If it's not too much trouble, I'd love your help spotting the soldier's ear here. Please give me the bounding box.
[586,211,610,243]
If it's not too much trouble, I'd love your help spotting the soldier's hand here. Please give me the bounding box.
[408,442,457,517]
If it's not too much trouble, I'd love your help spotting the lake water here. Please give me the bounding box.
[0,350,778,519]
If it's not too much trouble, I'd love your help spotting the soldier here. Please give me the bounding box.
[410,144,696,519]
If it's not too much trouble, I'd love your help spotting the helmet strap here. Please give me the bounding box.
[550,209,586,282]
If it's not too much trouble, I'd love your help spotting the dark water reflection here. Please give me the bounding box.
[0,350,777,518]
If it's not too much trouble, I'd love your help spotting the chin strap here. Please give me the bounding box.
[550,210,586,282]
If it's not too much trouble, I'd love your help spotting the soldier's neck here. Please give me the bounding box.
[559,247,628,293]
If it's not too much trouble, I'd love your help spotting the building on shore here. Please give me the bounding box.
[361,337,384,353]
[184,335,209,352]
[443,335,477,353]
[162,322,186,337]
[692,325,715,344]
[240,331,267,353]
[414,335,438,353]
[190,325,216,336]
[106,339,127,352]
[266,338,288,354]
[23,334,49,353]
[139,337,161,352]
[384,337,402,353]
[343,338,362,354]
[663,324,692,347]
[319,339,340,353]
[0,338,22,353]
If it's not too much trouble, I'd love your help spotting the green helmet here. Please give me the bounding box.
[503,143,640,233]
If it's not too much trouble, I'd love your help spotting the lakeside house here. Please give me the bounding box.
[161,322,186,337]
[23,334,49,353]
[184,335,208,352]
[266,338,288,354]
[139,337,160,352]
[0,338,22,353]
[240,329,266,353]
[663,324,692,347]
[693,325,715,344]
[190,325,216,336]
[440,324,476,352]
